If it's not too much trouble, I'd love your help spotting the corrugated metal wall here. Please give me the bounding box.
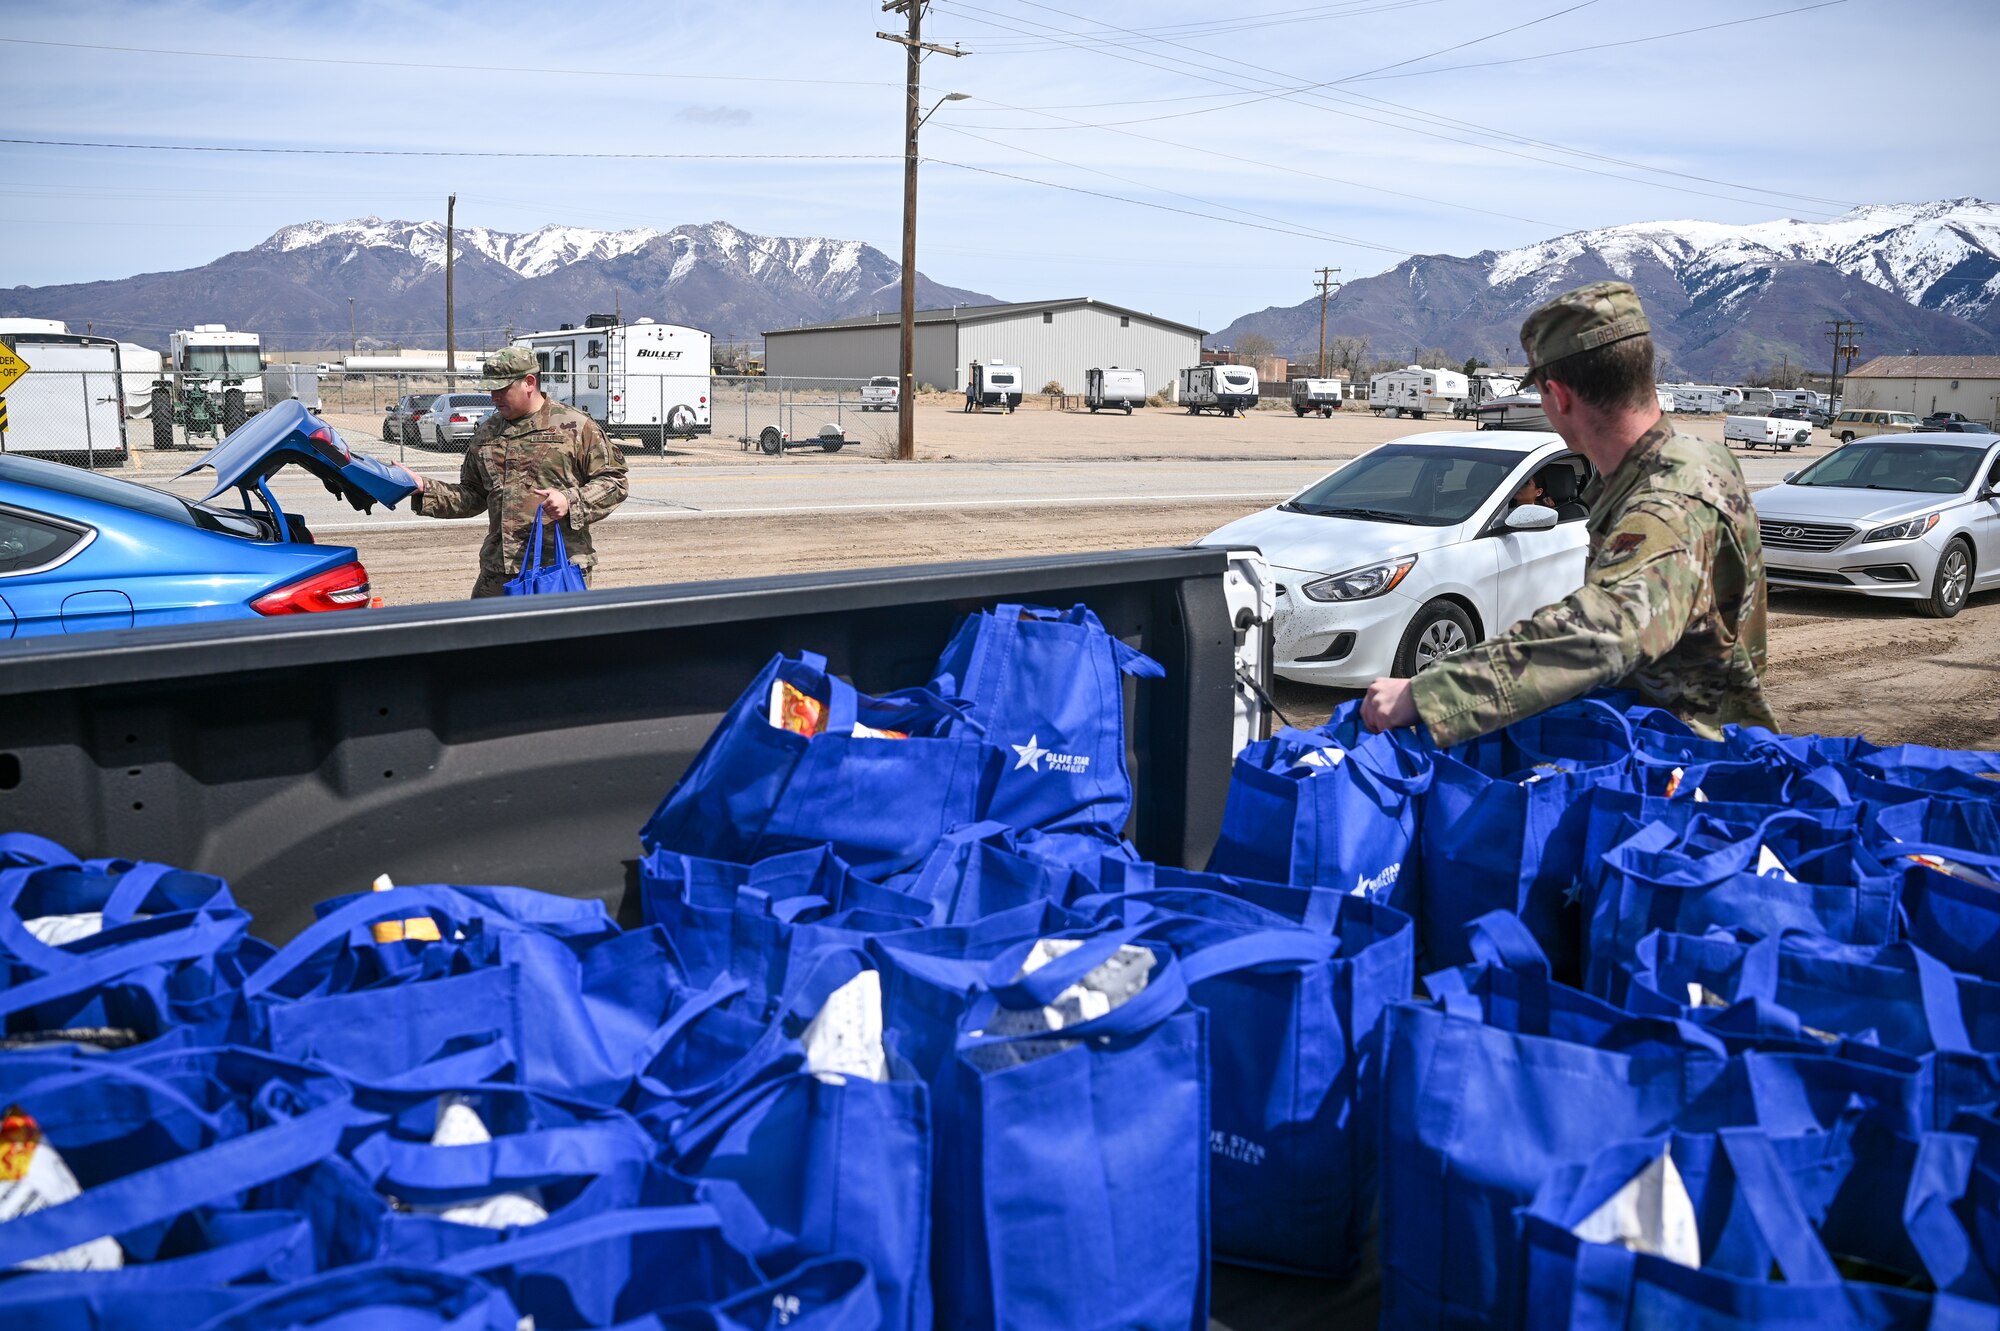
[959,305,1198,398]
[763,304,1199,399]
[763,322,958,389]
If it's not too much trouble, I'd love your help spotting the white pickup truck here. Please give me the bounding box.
[1724,414,1813,452]
[860,375,900,412]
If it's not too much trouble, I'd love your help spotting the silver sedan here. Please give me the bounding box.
[1753,433,2000,617]
[420,393,497,451]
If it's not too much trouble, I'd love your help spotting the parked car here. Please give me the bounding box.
[418,392,497,449]
[1926,411,1975,425]
[861,376,900,412]
[1198,431,1591,685]
[1916,419,1991,434]
[1753,431,2000,618]
[1826,407,1919,444]
[381,392,437,445]
[0,402,416,637]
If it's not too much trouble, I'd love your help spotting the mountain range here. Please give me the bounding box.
[1213,199,2000,380]
[0,218,997,350]
[8,200,1998,379]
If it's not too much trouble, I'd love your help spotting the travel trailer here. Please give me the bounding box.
[1085,367,1146,414]
[512,317,712,448]
[1178,364,1259,416]
[964,361,1025,413]
[1368,366,1469,419]
[1289,379,1344,416]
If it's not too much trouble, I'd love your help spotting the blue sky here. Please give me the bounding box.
[2,0,1995,332]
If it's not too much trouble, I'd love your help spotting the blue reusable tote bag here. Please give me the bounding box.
[188,1264,523,1331]
[936,930,1208,1331]
[245,885,678,1101]
[930,602,1165,836]
[1205,702,1432,904]
[1584,808,1900,999]
[1380,911,1930,1331]
[0,1047,372,1274]
[1078,885,1414,1277]
[667,949,932,1331]
[502,503,588,596]
[431,1205,767,1331]
[1419,697,1638,974]
[881,820,1084,926]
[1520,1126,2000,1331]
[641,651,1001,880]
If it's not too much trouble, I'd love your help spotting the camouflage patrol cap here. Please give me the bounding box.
[481,346,538,386]
[1520,281,1652,384]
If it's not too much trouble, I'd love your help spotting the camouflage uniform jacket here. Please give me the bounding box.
[416,398,628,577]
[1409,418,1778,748]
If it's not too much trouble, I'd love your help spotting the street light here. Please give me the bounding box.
[895,90,969,461]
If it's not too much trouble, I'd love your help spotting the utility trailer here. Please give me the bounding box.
[0,323,129,466]
[1288,378,1344,417]
[1725,414,1813,451]
[514,317,712,452]
[1178,364,1259,417]
[1085,367,1146,414]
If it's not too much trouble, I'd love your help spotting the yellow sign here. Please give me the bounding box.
[0,347,28,397]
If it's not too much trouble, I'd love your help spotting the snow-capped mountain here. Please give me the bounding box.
[3,219,996,349]
[1216,199,2000,380]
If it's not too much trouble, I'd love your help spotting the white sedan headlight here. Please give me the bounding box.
[1301,556,1417,602]
[1861,513,1939,543]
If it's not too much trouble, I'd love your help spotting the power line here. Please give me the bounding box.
[923,157,1411,253]
[937,0,1855,214]
[0,36,898,88]
[960,0,1446,50]
[0,137,896,162]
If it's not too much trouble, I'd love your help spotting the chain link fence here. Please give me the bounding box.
[0,370,917,468]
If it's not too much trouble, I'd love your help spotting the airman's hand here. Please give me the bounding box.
[1360,676,1420,733]
[533,487,570,520]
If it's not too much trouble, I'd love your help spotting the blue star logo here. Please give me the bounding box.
[1011,735,1046,772]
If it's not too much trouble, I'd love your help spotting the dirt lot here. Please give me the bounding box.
[311,397,1999,752]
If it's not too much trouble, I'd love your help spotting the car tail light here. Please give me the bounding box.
[251,561,373,615]
[450,413,470,423]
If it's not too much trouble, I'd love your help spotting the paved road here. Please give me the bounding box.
[156,451,1811,535]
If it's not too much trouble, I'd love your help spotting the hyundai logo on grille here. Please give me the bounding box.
[1780,526,1805,540]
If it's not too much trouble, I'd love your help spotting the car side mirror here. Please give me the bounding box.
[1782,471,1797,483]
[1503,503,1559,531]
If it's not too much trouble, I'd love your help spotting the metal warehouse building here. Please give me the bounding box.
[1842,355,2000,426]
[762,298,1204,398]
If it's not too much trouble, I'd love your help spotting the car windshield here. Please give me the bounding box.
[870,377,895,387]
[1282,443,1523,526]
[1786,440,1985,494]
[406,395,436,410]
[444,395,489,409]
[0,454,197,527]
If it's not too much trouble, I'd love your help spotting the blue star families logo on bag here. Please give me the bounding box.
[1010,734,1092,776]
[1211,1129,1267,1166]
[773,1292,803,1326]
[1353,863,1399,897]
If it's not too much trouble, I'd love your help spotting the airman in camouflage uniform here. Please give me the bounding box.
[411,346,629,598]
[1363,280,1778,747]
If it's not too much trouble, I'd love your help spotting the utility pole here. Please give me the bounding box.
[445,193,458,380]
[1314,266,1341,378]
[1824,318,1860,412]
[348,297,357,359]
[878,3,965,462]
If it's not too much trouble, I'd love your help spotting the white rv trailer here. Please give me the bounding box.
[1664,384,1743,414]
[1289,378,1344,416]
[0,323,128,465]
[118,343,163,417]
[1178,364,1258,416]
[1368,365,1469,419]
[169,325,265,415]
[964,362,1025,413]
[513,318,712,448]
[1085,367,1146,414]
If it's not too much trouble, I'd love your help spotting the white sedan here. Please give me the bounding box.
[1200,431,1591,686]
